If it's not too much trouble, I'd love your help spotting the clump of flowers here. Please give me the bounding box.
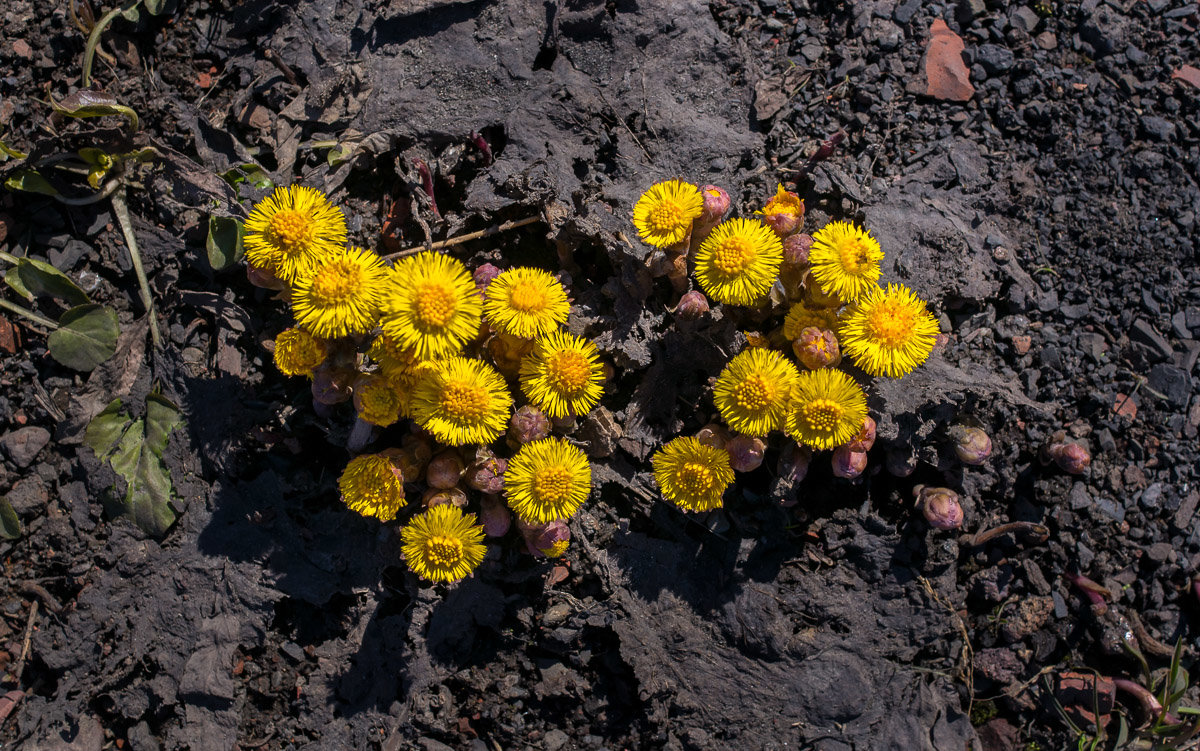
[244,184,608,587]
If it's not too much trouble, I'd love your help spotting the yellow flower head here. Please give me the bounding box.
[785,368,869,450]
[401,504,487,584]
[651,436,734,512]
[712,347,800,437]
[541,539,570,558]
[839,283,939,378]
[632,179,704,248]
[782,303,840,341]
[484,267,571,339]
[291,246,388,339]
[756,184,805,235]
[273,327,327,377]
[505,437,592,524]
[368,333,416,377]
[354,375,404,427]
[339,452,407,522]
[808,221,883,303]
[244,185,347,285]
[381,252,482,360]
[519,331,605,419]
[694,218,783,305]
[411,357,512,446]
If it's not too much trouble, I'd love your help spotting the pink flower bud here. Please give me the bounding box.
[426,450,465,489]
[479,494,511,537]
[726,435,765,472]
[465,449,507,494]
[699,185,732,225]
[782,234,813,269]
[949,425,992,466]
[311,364,354,405]
[778,442,812,484]
[395,433,433,480]
[508,405,551,447]
[423,486,467,508]
[847,416,876,453]
[517,518,571,558]
[676,290,710,320]
[758,184,805,237]
[473,262,502,294]
[1050,442,1091,474]
[831,446,868,479]
[916,486,963,530]
[695,423,731,451]
[792,327,841,370]
[246,263,286,290]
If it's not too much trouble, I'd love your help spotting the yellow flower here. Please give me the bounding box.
[273,327,327,377]
[839,283,939,378]
[368,333,415,377]
[755,184,805,235]
[785,368,868,450]
[712,347,800,436]
[339,452,407,522]
[694,218,783,305]
[808,221,883,303]
[291,246,388,339]
[519,331,605,419]
[651,436,734,512]
[411,357,512,446]
[484,267,571,339]
[541,539,570,558]
[505,437,592,523]
[782,303,840,341]
[354,375,403,427]
[380,252,482,360]
[401,504,487,584]
[632,179,704,248]
[244,185,347,285]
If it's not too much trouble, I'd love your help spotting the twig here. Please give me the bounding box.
[1126,610,1177,660]
[380,215,542,262]
[81,0,140,87]
[110,186,162,348]
[12,601,38,685]
[263,49,300,86]
[19,581,63,615]
[0,297,57,332]
[968,521,1049,547]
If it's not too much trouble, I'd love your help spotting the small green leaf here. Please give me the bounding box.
[206,215,245,271]
[85,399,130,457]
[143,0,178,15]
[52,91,139,133]
[5,169,63,198]
[0,498,21,540]
[0,135,28,162]
[219,163,273,190]
[121,5,140,21]
[4,257,90,305]
[47,304,120,371]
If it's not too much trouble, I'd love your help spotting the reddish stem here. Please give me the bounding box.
[470,131,493,165]
[414,158,440,219]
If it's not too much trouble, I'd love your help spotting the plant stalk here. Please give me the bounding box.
[0,297,58,332]
[110,186,161,348]
[82,0,141,87]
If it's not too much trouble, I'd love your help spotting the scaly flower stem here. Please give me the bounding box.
[0,296,58,332]
[110,186,161,348]
[346,418,375,454]
[968,521,1049,547]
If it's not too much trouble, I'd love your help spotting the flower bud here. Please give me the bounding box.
[792,327,841,370]
[508,405,551,447]
[517,518,571,558]
[426,450,465,489]
[676,290,710,321]
[474,262,502,295]
[782,233,813,269]
[695,423,731,451]
[778,442,812,484]
[1049,442,1091,474]
[831,446,868,479]
[916,486,963,530]
[949,425,992,466]
[465,448,507,494]
[246,263,286,290]
[847,416,876,453]
[423,486,468,508]
[311,364,355,405]
[700,185,732,225]
[479,494,511,537]
[757,184,805,237]
[726,435,765,473]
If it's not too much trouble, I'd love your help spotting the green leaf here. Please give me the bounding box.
[142,0,177,15]
[85,394,183,538]
[121,5,140,22]
[219,163,273,190]
[205,215,245,271]
[4,257,90,305]
[0,135,27,162]
[0,498,21,540]
[51,90,139,133]
[5,169,63,198]
[47,304,119,371]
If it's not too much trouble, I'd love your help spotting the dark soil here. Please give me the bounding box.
[1,0,1198,749]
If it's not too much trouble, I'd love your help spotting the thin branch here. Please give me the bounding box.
[0,297,58,332]
[380,215,542,262]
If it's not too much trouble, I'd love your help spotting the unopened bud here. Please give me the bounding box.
[726,435,765,473]
[474,262,502,294]
[1049,442,1091,474]
[422,486,468,508]
[778,442,812,484]
[508,405,551,447]
[831,446,868,479]
[949,425,992,466]
[885,446,918,477]
[426,450,465,489]
[517,518,571,558]
[311,364,355,405]
[396,433,433,479]
[479,494,511,537]
[699,185,732,225]
[246,263,286,290]
[695,423,731,451]
[758,184,805,237]
[792,327,841,370]
[465,448,507,494]
[847,416,876,453]
[916,486,963,530]
[782,234,813,269]
[676,290,710,320]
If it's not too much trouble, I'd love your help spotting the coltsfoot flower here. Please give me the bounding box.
[632,179,704,248]
[353,375,404,427]
[484,267,571,339]
[785,368,869,450]
[273,327,327,377]
[808,221,883,303]
[292,246,388,339]
[652,436,735,512]
[411,357,513,446]
[838,283,939,378]
[339,451,407,522]
[508,405,551,447]
[756,183,805,237]
[505,437,592,524]
[782,302,839,342]
[368,333,416,378]
[401,504,487,584]
[244,185,347,285]
[712,347,800,436]
[381,252,482,360]
[792,326,842,370]
[694,218,783,305]
[519,331,605,419]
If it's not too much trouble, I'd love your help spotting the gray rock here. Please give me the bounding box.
[0,426,50,468]
[1130,318,1173,361]
[544,729,570,751]
[894,0,921,24]
[976,44,1016,75]
[1148,364,1192,409]
[1010,6,1040,33]
[1141,115,1176,142]
[1080,4,1128,56]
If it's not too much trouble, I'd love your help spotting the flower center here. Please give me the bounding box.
[713,237,756,275]
[533,466,573,504]
[837,238,873,274]
[865,300,915,347]
[732,376,773,412]
[508,279,549,312]
[676,462,715,495]
[415,282,457,327]
[439,380,491,422]
[800,399,844,433]
[649,199,687,233]
[268,209,315,254]
[360,382,401,422]
[542,539,570,557]
[310,259,364,306]
[426,535,464,567]
[546,350,591,394]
